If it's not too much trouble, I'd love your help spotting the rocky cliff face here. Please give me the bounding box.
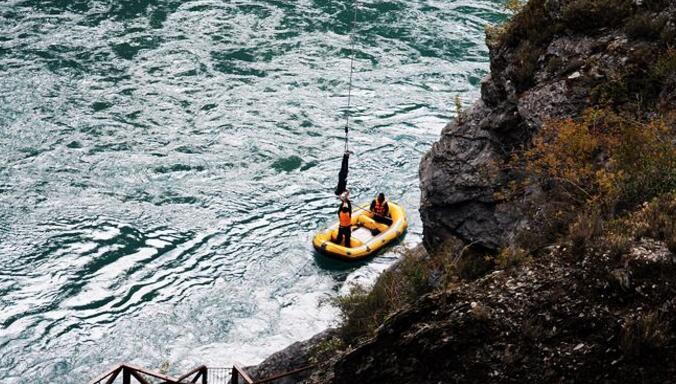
[419,0,676,251]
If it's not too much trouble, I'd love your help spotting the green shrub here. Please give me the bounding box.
[590,46,674,109]
[568,210,604,256]
[600,193,676,256]
[510,40,543,90]
[625,13,667,40]
[660,24,676,45]
[485,0,531,48]
[604,233,632,258]
[485,0,562,50]
[309,336,345,364]
[495,246,531,269]
[504,0,526,13]
[666,227,676,254]
[504,106,674,255]
[332,285,381,342]
[436,238,494,280]
[590,71,631,106]
[620,311,669,356]
[485,23,508,49]
[640,0,674,12]
[625,193,676,245]
[332,247,434,341]
[503,0,554,47]
[332,241,496,342]
[456,253,495,279]
[514,108,674,252]
[651,48,676,82]
[562,0,633,32]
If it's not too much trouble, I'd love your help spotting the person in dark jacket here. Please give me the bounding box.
[336,199,352,246]
[370,193,392,225]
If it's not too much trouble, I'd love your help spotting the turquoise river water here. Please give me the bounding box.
[0,0,506,382]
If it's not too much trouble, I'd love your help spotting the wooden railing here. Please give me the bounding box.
[231,363,256,384]
[231,363,316,384]
[90,362,315,384]
[89,364,207,384]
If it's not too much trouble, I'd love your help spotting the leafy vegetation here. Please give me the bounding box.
[332,242,495,343]
[610,193,676,253]
[520,109,675,212]
[652,48,676,89]
[309,336,345,364]
[486,0,674,94]
[591,48,676,109]
[332,247,440,342]
[502,108,675,255]
[625,13,668,40]
[567,209,604,256]
[494,246,530,270]
[561,0,633,32]
[620,311,670,357]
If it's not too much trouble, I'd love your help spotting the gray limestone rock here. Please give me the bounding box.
[242,329,338,384]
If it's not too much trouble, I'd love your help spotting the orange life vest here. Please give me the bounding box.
[339,210,351,227]
[373,200,387,216]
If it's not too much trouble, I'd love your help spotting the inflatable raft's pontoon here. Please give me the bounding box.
[313,202,407,261]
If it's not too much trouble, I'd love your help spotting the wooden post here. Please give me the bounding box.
[122,367,131,384]
[231,368,239,384]
[201,367,207,384]
[104,368,121,384]
[130,370,151,384]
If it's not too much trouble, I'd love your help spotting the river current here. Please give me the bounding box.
[0,0,505,382]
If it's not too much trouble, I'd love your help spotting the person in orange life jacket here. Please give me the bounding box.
[370,192,392,226]
[336,194,352,247]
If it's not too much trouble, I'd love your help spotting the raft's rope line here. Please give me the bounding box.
[344,0,359,152]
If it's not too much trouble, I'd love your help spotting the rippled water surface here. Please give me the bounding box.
[0,0,505,382]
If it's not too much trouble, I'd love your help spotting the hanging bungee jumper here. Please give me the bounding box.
[313,0,408,261]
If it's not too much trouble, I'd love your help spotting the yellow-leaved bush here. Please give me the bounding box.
[522,108,675,211]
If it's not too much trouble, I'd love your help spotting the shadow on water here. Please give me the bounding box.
[312,249,370,271]
[311,231,408,271]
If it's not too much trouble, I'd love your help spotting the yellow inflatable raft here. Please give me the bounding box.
[313,201,408,261]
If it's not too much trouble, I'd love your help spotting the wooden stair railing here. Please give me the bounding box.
[90,362,315,384]
[90,364,207,384]
[231,362,316,384]
[177,365,209,384]
[231,363,256,384]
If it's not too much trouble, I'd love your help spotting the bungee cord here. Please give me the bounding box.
[335,0,359,196]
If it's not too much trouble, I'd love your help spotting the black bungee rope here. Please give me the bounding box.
[335,0,358,196]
